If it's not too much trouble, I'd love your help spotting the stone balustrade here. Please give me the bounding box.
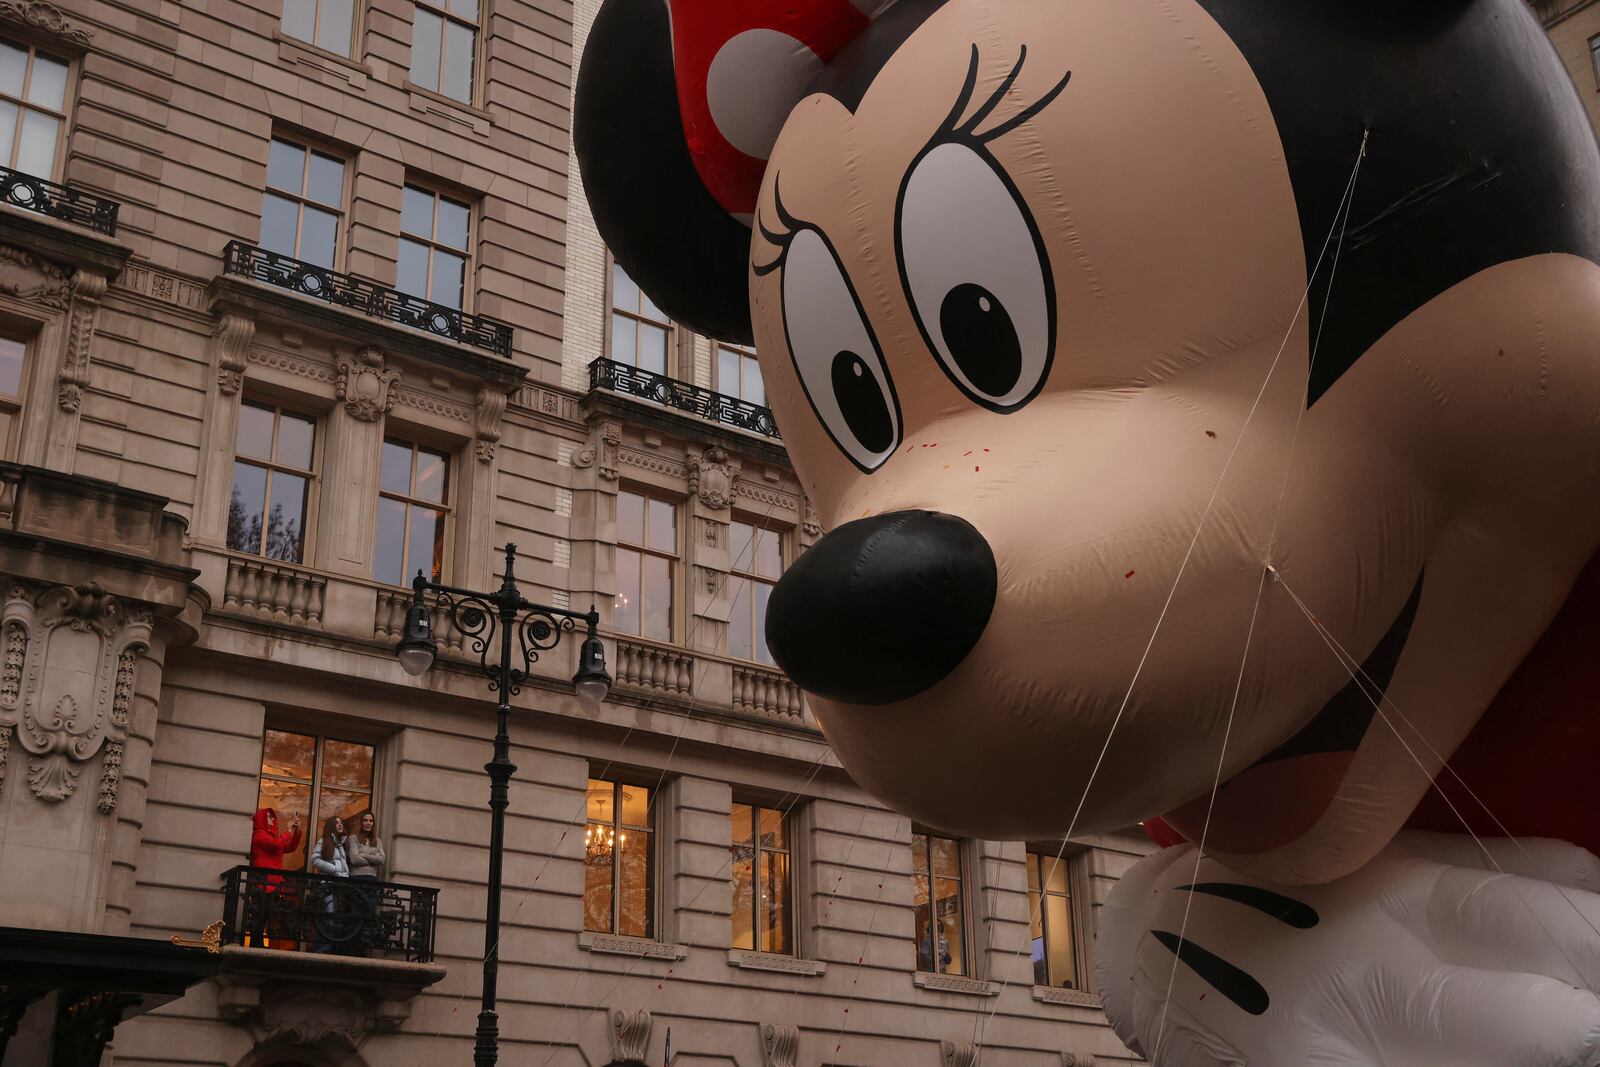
[613,637,694,699]
[732,664,805,725]
[222,557,326,627]
[372,587,468,655]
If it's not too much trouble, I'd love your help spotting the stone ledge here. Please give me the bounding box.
[577,931,687,959]
[215,945,447,1039]
[911,972,999,997]
[1031,984,1101,1008]
[726,949,826,976]
[0,199,132,277]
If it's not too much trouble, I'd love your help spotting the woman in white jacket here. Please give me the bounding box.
[309,816,348,952]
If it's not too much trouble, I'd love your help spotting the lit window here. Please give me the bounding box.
[0,38,68,180]
[584,777,654,937]
[912,831,966,975]
[254,727,375,872]
[410,0,477,104]
[613,489,676,641]
[610,261,670,376]
[727,520,782,665]
[228,399,317,564]
[1026,851,1081,989]
[260,137,346,270]
[398,184,471,310]
[280,0,354,56]
[731,802,792,954]
[717,343,765,406]
[374,438,450,585]
[0,335,27,457]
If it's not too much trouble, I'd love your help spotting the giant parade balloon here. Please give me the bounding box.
[576,1,1600,1062]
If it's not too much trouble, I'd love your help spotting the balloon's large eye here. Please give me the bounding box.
[897,141,1054,411]
[779,227,901,471]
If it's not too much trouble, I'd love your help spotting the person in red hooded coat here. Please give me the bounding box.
[245,806,301,947]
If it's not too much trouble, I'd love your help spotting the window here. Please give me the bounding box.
[254,728,375,872]
[0,38,68,179]
[911,831,966,975]
[613,490,675,641]
[1026,851,1081,989]
[727,520,782,665]
[610,262,670,376]
[280,0,354,56]
[398,185,470,310]
[374,438,450,586]
[410,0,477,103]
[730,802,792,954]
[716,344,765,406]
[0,335,26,457]
[1591,33,1600,89]
[228,400,316,564]
[584,778,654,937]
[261,137,346,269]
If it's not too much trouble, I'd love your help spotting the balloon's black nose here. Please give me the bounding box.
[765,510,997,706]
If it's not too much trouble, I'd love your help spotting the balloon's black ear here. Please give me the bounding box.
[574,0,754,345]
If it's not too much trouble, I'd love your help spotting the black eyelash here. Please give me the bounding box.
[753,174,800,277]
[942,43,1073,146]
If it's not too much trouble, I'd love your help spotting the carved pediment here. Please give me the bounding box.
[0,245,70,309]
[0,0,91,46]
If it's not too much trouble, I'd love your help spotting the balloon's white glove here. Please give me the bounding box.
[1096,835,1600,1067]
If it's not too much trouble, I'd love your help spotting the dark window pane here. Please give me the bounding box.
[754,581,774,665]
[321,739,374,790]
[259,193,299,258]
[256,777,311,870]
[408,504,445,581]
[277,411,315,470]
[414,448,448,502]
[0,336,23,397]
[397,239,429,300]
[380,439,413,495]
[266,138,304,193]
[615,491,643,546]
[442,20,474,102]
[582,822,614,932]
[235,401,274,459]
[264,471,307,562]
[410,9,442,91]
[611,261,639,314]
[617,828,652,937]
[610,313,635,367]
[27,52,68,111]
[0,41,25,97]
[317,0,353,54]
[638,322,667,376]
[431,250,464,310]
[761,849,790,954]
[641,554,671,641]
[645,498,675,553]
[401,185,433,238]
[613,548,640,635]
[299,205,338,268]
[261,728,316,781]
[373,496,408,585]
[228,461,268,554]
[726,577,751,661]
[306,151,344,207]
[437,196,469,249]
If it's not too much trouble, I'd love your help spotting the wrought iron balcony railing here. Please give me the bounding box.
[221,241,514,358]
[0,164,119,236]
[219,865,440,963]
[588,357,781,440]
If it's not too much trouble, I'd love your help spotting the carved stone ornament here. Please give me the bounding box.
[212,312,255,396]
[1062,1054,1097,1067]
[575,421,622,480]
[0,0,91,44]
[610,1008,651,1063]
[58,269,107,413]
[260,987,370,1047]
[941,1040,978,1067]
[335,348,401,422]
[0,582,151,812]
[760,1022,799,1067]
[801,495,822,538]
[0,244,70,309]
[688,445,733,510]
[474,385,506,463]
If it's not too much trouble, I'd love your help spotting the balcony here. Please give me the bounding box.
[0,164,119,236]
[219,865,440,963]
[588,357,781,441]
[220,241,513,359]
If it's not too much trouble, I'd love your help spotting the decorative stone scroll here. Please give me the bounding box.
[688,445,732,510]
[335,348,400,422]
[761,1022,799,1067]
[57,269,107,412]
[0,582,151,812]
[1062,1054,1097,1067]
[213,312,255,396]
[941,1040,978,1067]
[0,0,91,44]
[474,385,506,462]
[0,244,70,309]
[610,1008,651,1063]
[573,420,621,481]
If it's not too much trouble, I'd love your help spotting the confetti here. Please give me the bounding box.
[1125,570,1136,578]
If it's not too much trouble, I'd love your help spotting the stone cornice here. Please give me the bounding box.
[0,201,132,278]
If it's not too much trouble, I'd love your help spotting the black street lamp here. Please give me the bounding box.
[395,542,611,1067]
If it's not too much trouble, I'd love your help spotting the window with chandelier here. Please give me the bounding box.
[584,777,655,937]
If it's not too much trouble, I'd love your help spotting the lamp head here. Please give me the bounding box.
[573,631,611,711]
[396,598,437,677]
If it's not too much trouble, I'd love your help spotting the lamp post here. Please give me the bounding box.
[394,543,611,1067]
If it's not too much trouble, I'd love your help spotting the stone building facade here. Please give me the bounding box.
[0,0,1154,1065]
